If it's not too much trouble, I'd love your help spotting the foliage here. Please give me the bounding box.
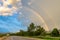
[1,23,60,38]
[10,23,46,36]
[26,23,46,36]
[51,28,59,37]
[27,23,35,32]
[27,23,35,36]
[35,26,46,36]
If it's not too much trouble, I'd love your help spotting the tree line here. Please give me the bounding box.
[0,23,60,37]
[10,23,60,37]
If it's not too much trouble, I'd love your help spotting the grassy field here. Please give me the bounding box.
[45,38,60,40]
[33,36,60,40]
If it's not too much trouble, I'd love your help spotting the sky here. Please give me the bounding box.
[0,0,60,33]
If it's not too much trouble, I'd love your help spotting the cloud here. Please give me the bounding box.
[0,6,17,16]
[0,0,21,16]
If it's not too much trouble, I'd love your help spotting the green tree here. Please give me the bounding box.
[35,26,46,36]
[51,28,59,37]
[27,23,35,36]
[40,27,46,36]
[28,23,35,32]
[18,30,25,36]
[35,26,41,36]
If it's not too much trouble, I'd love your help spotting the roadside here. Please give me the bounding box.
[0,36,44,40]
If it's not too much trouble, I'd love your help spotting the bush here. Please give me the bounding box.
[51,28,59,37]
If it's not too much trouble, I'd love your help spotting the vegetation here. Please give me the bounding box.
[0,23,60,40]
[13,23,46,36]
[51,28,60,37]
[6,23,59,38]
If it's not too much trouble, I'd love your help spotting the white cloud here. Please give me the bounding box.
[0,0,21,16]
[0,6,17,16]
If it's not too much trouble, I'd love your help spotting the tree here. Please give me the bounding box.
[18,30,25,36]
[28,23,35,32]
[27,23,35,36]
[40,27,46,36]
[51,28,59,37]
[35,26,41,36]
[35,26,46,36]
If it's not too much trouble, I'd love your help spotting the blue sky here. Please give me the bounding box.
[0,13,27,33]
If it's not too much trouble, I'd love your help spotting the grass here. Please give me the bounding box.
[42,37,60,40]
[32,36,60,40]
[45,38,60,40]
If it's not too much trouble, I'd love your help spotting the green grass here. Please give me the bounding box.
[42,37,60,40]
[45,38,60,40]
[32,36,60,40]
